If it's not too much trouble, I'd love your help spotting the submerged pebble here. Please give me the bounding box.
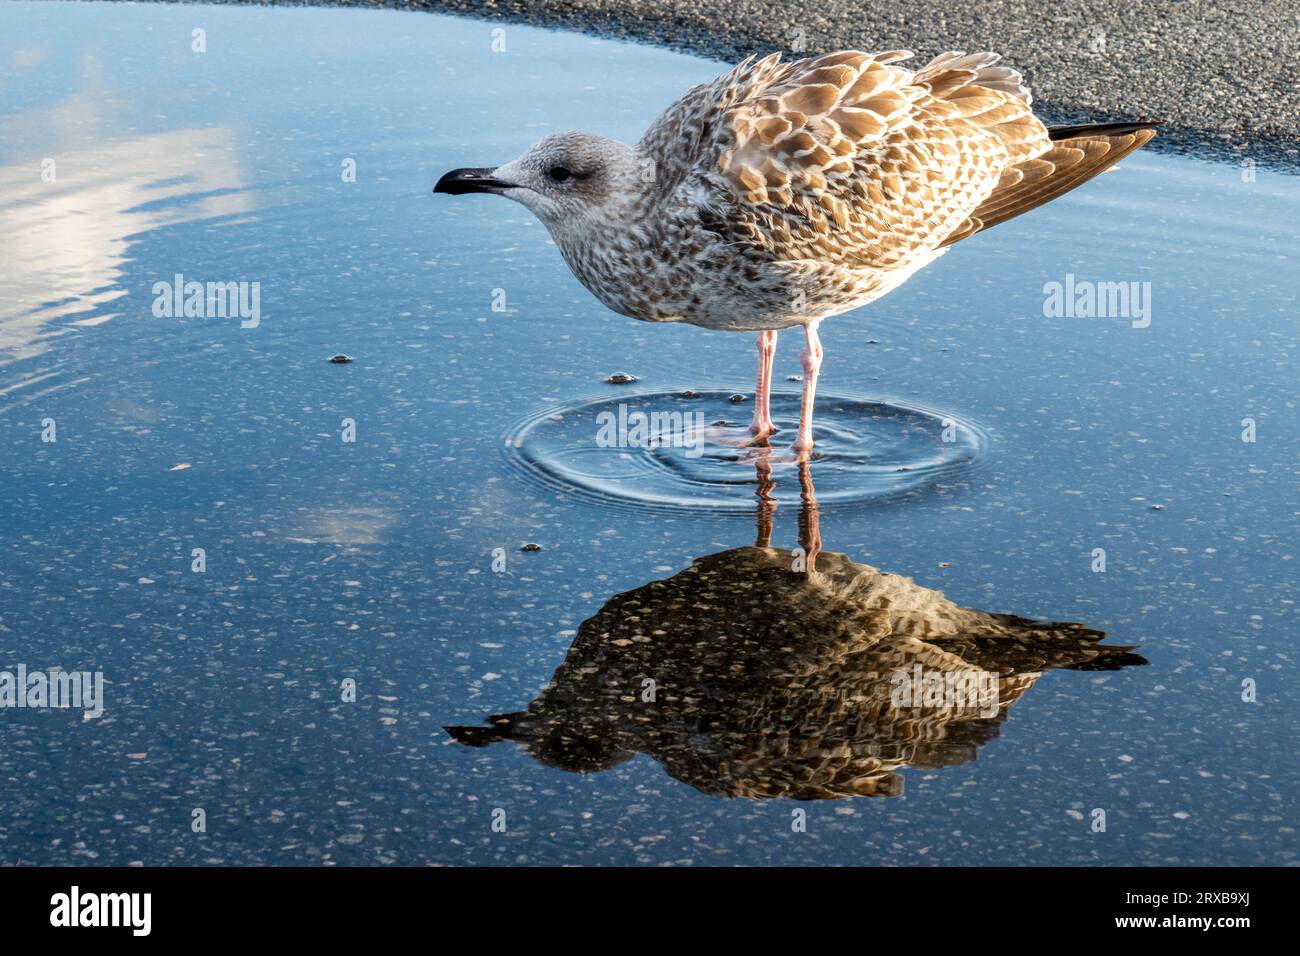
[728,394,747,403]
[520,542,543,552]
[606,373,638,384]
[328,354,353,364]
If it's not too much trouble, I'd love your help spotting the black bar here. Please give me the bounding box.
[0,866,1276,940]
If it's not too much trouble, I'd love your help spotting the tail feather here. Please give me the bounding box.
[941,121,1160,246]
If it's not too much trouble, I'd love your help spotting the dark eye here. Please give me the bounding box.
[548,166,572,183]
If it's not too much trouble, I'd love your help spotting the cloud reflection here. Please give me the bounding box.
[0,53,253,370]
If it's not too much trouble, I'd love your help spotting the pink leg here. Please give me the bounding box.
[749,329,778,439]
[791,321,823,459]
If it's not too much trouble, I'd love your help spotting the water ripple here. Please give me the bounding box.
[503,390,990,514]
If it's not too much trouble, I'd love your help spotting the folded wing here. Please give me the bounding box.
[940,123,1159,246]
[639,50,1068,270]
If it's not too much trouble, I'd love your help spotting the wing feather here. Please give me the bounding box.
[940,128,1157,245]
[637,51,1155,275]
[639,49,1052,271]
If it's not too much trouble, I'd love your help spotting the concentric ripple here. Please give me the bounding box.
[503,390,989,513]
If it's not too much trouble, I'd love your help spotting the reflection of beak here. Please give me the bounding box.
[433,167,511,196]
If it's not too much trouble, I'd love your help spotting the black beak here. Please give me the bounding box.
[433,167,510,196]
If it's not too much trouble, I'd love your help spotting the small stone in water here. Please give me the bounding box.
[606,373,638,384]
[728,394,747,403]
[329,354,353,364]
[866,339,879,344]
[711,420,728,427]
[679,389,699,398]
[1150,504,1165,511]
[786,375,802,382]
[520,542,543,552]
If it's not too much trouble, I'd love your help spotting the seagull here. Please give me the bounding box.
[435,49,1157,458]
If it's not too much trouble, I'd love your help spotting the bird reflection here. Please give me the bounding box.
[448,458,1147,799]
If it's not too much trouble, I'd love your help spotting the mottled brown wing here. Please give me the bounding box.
[682,50,1053,270]
[636,60,762,201]
[940,127,1158,246]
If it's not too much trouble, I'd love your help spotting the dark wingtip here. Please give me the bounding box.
[1064,644,1152,670]
[1048,120,1164,141]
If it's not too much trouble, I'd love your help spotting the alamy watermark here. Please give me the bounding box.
[890,665,1000,718]
[50,886,150,936]
[1042,273,1151,329]
[0,665,104,719]
[595,403,707,458]
[152,273,261,328]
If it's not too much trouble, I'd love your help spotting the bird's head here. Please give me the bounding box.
[434,131,652,240]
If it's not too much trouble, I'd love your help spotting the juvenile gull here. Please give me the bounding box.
[436,49,1157,457]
